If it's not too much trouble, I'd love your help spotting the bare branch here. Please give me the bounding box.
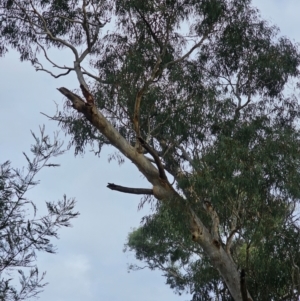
[81,69,103,82]
[78,22,101,63]
[73,61,88,90]
[57,87,86,109]
[79,2,103,64]
[35,41,74,71]
[107,183,153,195]
[36,66,71,78]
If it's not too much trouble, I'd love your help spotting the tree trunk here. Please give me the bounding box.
[57,87,250,301]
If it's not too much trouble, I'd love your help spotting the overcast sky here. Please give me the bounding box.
[1,1,300,301]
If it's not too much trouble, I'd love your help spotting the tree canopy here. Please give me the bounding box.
[1,0,300,300]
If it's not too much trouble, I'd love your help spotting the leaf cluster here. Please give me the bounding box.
[0,127,79,300]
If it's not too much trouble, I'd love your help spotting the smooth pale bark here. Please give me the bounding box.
[57,87,251,301]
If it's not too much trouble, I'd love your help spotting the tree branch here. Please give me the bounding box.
[78,22,101,63]
[82,0,91,51]
[226,227,239,256]
[80,84,95,105]
[35,41,74,71]
[137,137,168,181]
[57,87,247,301]
[107,183,153,195]
[57,87,163,187]
[57,87,86,108]
[81,69,107,83]
[163,32,210,69]
[35,65,72,78]
[134,5,163,50]
[133,55,163,139]
[203,201,220,244]
[28,0,79,60]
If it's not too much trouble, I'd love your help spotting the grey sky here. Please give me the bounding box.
[1,1,300,301]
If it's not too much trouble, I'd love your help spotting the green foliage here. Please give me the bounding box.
[1,0,300,300]
[125,204,233,300]
[56,108,110,155]
[0,127,79,300]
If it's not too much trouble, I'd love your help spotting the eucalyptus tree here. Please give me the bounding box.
[0,128,79,300]
[1,0,300,300]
